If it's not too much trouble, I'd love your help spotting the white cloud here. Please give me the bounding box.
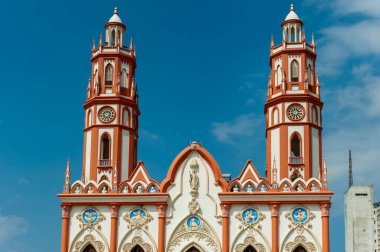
[333,0,380,18]
[318,20,380,75]
[141,129,159,141]
[0,213,28,248]
[211,113,262,144]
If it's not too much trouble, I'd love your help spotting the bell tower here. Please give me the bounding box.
[82,7,139,187]
[265,4,323,183]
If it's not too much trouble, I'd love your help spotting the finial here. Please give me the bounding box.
[99,33,103,46]
[272,156,277,183]
[92,38,95,50]
[290,4,294,11]
[301,29,306,41]
[311,32,315,46]
[64,159,71,190]
[270,34,274,47]
[114,7,118,14]
[129,37,134,49]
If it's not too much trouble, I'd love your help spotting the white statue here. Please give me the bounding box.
[246,184,253,192]
[136,185,144,193]
[149,186,157,193]
[189,169,199,191]
[260,184,267,192]
[74,186,81,194]
[101,186,108,194]
[296,184,305,192]
[233,185,240,192]
[311,183,319,192]
[87,185,94,194]
[122,186,129,194]
[283,184,290,192]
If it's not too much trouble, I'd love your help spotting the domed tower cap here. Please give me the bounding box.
[109,7,122,23]
[105,7,126,29]
[282,4,303,26]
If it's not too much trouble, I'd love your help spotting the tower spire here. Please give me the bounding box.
[349,148,353,188]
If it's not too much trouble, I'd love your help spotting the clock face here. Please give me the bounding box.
[99,107,116,123]
[287,104,304,121]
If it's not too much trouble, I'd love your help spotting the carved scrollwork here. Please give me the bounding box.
[285,206,315,230]
[168,216,219,252]
[74,234,104,252]
[123,207,153,229]
[235,236,266,252]
[320,203,331,217]
[76,207,106,231]
[284,235,316,252]
[235,207,266,230]
[157,204,167,218]
[123,236,153,252]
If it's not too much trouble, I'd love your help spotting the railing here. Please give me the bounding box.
[98,159,112,167]
[289,156,303,164]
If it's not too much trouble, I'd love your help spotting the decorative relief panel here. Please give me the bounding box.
[235,207,266,230]
[123,207,153,229]
[168,215,219,252]
[285,206,315,234]
[76,208,106,231]
[74,234,105,252]
[284,235,316,252]
[235,236,266,252]
[123,236,153,252]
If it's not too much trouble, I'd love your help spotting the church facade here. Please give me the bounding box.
[58,5,333,252]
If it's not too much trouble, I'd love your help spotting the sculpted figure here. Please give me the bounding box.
[189,169,199,191]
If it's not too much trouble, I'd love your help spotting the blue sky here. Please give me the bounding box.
[0,0,379,251]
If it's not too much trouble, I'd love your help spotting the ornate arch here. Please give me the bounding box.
[123,236,153,252]
[235,236,265,252]
[182,243,206,252]
[74,234,105,252]
[167,215,221,252]
[284,235,316,252]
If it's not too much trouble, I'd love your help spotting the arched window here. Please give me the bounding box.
[186,247,201,252]
[293,245,307,252]
[83,244,97,252]
[123,109,130,126]
[291,133,301,157]
[276,65,282,86]
[87,110,92,127]
[291,60,299,82]
[131,245,145,252]
[121,68,128,88]
[243,245,257,252]
[290,27,295,42]
[272,107,279,125]
[307,65,312,84]
[110,29,116,46]
[101,134,110,160]
[105,64,113,85]
[94,70,98,87]
[312,106,318,124]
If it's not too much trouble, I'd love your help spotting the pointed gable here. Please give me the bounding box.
[239,161,262,183]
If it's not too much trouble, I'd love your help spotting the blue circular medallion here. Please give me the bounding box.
[242,208,258,224]
[186,216,201,231]
[130,209,147,222]
[82,209,98,224]
[292,208,308,223]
